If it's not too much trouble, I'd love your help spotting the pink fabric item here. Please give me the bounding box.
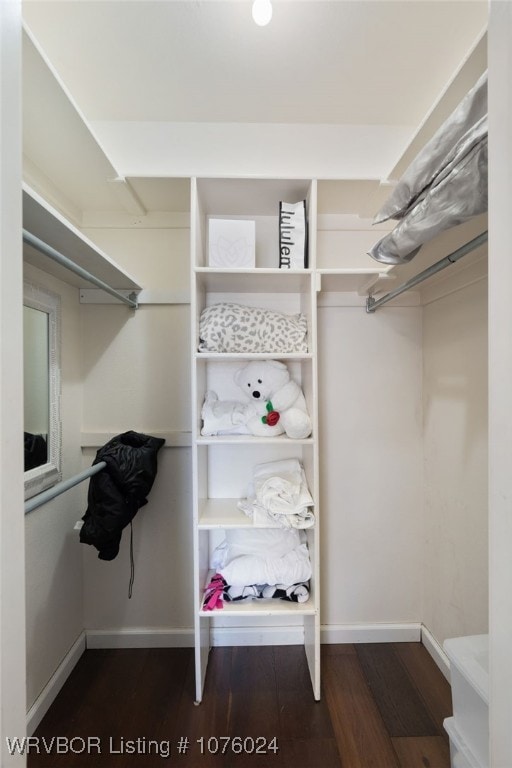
[203,573,225,611]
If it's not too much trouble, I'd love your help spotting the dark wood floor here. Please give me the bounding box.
[28,643,452,768]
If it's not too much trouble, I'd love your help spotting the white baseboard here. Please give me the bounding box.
[86,623,422,649]
[421,625,451,682]
[87,627,302,648]
[321,622,421,644]
[26,632,86,736]
[85,628,194,649]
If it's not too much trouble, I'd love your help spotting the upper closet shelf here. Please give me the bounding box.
[23,185,142,298]
[194,267,312,294]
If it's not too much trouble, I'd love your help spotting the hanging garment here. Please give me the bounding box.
[80,430,165,560]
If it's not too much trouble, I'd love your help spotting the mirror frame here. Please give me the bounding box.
[23,281,62,503]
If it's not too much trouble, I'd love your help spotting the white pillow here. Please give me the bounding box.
[219,544,312,587]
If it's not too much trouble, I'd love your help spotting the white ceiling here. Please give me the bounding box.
[21,0,488,216]
[23,0,487,125]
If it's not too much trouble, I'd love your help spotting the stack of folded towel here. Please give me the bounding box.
[237,458,315,529]
[203,528,312,610]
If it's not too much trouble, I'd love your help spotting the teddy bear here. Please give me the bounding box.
[234,360,312,439]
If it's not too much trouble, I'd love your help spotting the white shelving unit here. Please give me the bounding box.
[190,177,321,702]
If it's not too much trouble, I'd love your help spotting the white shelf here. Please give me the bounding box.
[195,267,403,297]
[198,498,316,530]
[198,499,252,528]
[200,572,317,616]
[196,434,315,445]
[23,184,142,291]
[199,599,316,617]
[317,267,390,293]
[194,268,312,294]
[195,352,313,362]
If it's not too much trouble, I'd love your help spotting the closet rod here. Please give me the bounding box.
[366,230,489,313]
[23,230,139,309]
[24,461,106,515]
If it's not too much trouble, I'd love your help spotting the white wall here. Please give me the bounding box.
[24,263,85,711]
[81,446,193,635]
[80,225,190,434]
[1,2,26,763]
[488,4,512,764]
[422,279,488,646]
[79,224,194,635]
[318,304,423,628]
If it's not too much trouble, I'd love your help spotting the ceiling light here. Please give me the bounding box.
[252,0,272,26]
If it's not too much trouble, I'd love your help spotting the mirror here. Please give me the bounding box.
[23,281,61,503]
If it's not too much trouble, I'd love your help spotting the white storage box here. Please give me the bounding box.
[208,218,255,268]
[444,634,489,768]
[444,716,481,768]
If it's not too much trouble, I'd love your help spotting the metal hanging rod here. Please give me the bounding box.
[366,230,489,313]
[24,461,107,514]
[23,230,138,309]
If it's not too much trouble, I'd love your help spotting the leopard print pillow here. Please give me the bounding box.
[198,302,308,354]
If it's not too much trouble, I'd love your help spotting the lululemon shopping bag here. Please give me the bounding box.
[279,200,308,268]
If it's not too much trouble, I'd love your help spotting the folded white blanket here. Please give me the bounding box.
[238,458,315,529]
[201,390,253,435]
[220,528,302,560]
[212,543,312,587]
[198,302,308,354]
[210,525,312,589]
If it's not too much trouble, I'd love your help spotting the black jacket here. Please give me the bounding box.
[80,431,165,560]
[24,431,48,471]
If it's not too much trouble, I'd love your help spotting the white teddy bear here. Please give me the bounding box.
[234,360,312,439]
